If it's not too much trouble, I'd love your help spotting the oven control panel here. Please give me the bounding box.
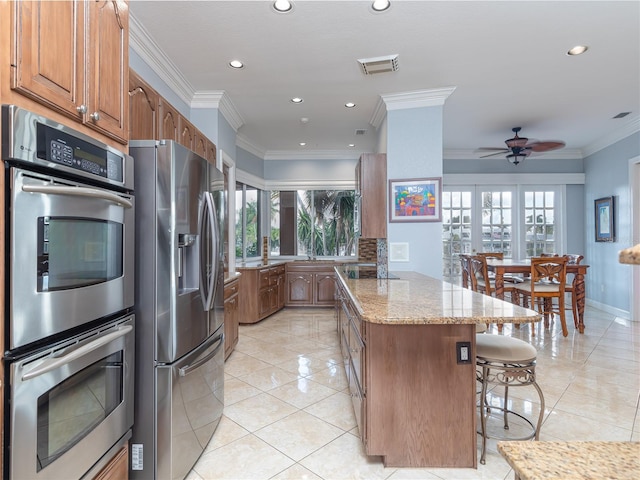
[39,123,124,183]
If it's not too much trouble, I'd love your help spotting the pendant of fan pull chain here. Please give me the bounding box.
[476,127,566,164]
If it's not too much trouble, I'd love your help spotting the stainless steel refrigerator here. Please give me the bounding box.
[130,140,224,480]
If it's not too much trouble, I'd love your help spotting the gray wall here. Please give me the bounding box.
[584,132,640,313]
[263,158,358,184]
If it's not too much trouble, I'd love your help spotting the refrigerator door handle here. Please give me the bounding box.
[199,191,218,311]
[178,333,223,377]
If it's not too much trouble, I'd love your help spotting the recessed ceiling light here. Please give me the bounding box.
[299,142,306,146]
[371,0,391,12]
[345,102,356,108]
[273,0,293,13]
[567,45,589,56]
[290,97,303,104]
[229,60,244,69]
[348,144,356,147]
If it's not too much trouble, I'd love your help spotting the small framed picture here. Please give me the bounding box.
[389,177,442,223]
[594,196,615,242]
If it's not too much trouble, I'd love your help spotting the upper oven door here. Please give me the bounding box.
[9,167,135,350]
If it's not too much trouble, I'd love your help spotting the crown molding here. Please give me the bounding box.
[582,116,640,158]
[381,86,457,111]
[263,150,362,161]
[443,148,584,160]
[370,97,387,129]
[264,179,355,190]
[129,14,194,106]
[191,91,245,132]
[236,134,266,159]
[444,173,586,185]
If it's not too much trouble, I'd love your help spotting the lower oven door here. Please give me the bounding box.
[9,167,135,350]
[9,315,135,480]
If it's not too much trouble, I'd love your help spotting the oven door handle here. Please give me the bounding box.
[22,184,133,209]
[21,325,133,381]
[178,334,223,377]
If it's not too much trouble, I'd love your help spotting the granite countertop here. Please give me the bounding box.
[619,243,640,265]
[224,272,242,284]
[498,441,640,480]
[236,260,288,269]
[335,266,541,326]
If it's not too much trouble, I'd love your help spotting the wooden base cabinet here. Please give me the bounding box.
[92,446,128,480]
[337,282,477,468]
[237,264,285,324]
[224,276,240,359]
[285,262,338,307]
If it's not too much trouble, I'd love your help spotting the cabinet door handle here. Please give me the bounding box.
[90,112,100,122]
[76,104,87,114]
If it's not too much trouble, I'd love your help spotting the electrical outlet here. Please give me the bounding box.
[456,341,472,364]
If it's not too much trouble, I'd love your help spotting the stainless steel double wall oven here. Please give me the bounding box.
[2,105,136,479]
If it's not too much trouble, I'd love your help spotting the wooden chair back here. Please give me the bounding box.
[530,256,568,298]
[476,252,504,260]
[460,254,472,289]
[469,255,492,295]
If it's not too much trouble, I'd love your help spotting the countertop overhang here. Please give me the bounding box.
[335,266,541,326]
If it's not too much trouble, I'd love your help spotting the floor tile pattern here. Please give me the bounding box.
[188,305,640,480]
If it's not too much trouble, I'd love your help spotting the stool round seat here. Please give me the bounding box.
[475,333,544,465]
[475,334,536,363]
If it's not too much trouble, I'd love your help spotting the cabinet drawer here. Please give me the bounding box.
[259,269,271,289]
[224,280,239,300]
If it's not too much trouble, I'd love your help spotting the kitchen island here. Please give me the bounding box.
[335,265,541,469]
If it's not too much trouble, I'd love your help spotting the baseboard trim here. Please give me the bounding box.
[586,299,632,321]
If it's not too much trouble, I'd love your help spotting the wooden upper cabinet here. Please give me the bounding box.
[158,99,179,142]
[178,115,195,150]
[86,0,129,142]
[128,69,158,140]
[11,0,85,118]
[206,139,217,164]
[194,131,207,158]
[357,153,387,239]
[10,0,129,144]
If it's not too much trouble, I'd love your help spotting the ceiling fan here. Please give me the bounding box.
[477,127,566,165]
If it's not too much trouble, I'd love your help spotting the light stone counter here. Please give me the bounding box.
[336,267,541,325]
[498,441,640,480]
[619,243,640,265]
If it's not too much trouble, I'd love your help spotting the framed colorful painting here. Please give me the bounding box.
[389,177,442,222]
[594,196,615,242]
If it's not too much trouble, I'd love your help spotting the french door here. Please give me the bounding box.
[443,185,564,283]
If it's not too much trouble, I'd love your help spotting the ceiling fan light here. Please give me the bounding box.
[506,153,527,165]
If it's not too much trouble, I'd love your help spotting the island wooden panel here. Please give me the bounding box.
[366,322,477,467]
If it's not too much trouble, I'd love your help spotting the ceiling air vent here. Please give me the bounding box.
[355,129,367,136]
[357,54,399,75]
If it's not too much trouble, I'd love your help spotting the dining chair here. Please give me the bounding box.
[512,256,569,337]
[564,254,584,327]
[459,254,472,289]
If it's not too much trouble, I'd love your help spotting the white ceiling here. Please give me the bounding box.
[129,0,640,161]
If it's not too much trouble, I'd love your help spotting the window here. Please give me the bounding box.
[235,182,262,260]
[442,184,564,283]
[270,189,356,257]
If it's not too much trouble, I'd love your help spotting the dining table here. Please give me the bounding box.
[486,258,590,334]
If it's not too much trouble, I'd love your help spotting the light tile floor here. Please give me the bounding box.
[188,305,640,480]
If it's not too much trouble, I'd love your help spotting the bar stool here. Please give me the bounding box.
[475,334,545,464]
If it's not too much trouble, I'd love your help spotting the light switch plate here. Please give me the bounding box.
[389,242,409,262]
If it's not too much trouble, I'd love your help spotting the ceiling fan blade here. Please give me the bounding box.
[479,150,509,158]
[526,141,565,152]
